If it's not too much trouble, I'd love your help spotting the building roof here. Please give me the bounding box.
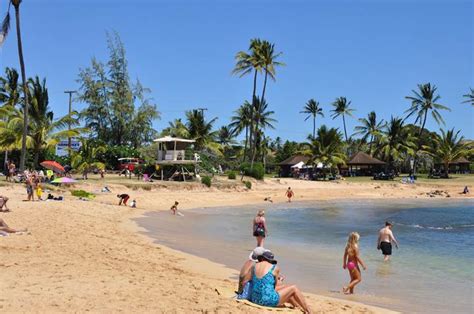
[451,157,470,164]
[153,136,195,143]
[347,152,386,165]
[278,155,310,166]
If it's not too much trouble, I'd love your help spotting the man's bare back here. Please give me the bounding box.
[377,222,399,261]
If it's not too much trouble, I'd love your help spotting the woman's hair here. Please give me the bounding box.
[345,232,360,256]
[257,210,265,217]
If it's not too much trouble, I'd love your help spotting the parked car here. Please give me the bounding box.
[118,157,145,172]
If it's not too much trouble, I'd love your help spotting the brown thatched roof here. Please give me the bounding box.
[451,157,471,164]
[278,155,310,166]
[347,152,386,165]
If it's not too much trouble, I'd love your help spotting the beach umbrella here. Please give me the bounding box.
[51,177,77,184]
[40,160,65,173]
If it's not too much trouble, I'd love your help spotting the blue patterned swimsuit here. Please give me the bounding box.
[250,264,280,307]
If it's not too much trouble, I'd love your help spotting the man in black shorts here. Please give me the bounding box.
[377,221,399,261]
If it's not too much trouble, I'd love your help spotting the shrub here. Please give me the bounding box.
[201,176,212,187]
[71,190,95,199]
[227,171,236,180]
[243,180,252,189]
[240,162,265,180]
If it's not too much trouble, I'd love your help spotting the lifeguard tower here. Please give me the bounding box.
[154,136,199,181]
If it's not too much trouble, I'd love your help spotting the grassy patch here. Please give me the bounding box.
[71,190,96,199]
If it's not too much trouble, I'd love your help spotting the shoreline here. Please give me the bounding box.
[1,177,471,312]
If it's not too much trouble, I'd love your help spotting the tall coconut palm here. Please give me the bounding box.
[185,109,218,151]
[161,118,189,138]
[1,0,30,171]
[405,83,450,137]
[251,98,277,162]
[229,101,252,162]
[258,40,284,106]
[377,117,416,170]
[462,88,474,106]
[330,97,355,142]
[301,125,346,172]
[300,99,324,139]
[353,111,385,156]
[217,126,235,146]
[425,128,472,178]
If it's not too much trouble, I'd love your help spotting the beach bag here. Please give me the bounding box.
[236,281,253,300]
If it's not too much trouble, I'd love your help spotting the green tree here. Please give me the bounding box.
[1,0,30,171]
[71,138,106,179]
[258,40,284,109]
[185,110,218,151]
[376,117,416,170]
[330,97,355,142]
[353,111,385,156]
[161,118,189,138]
[0,68,20,167]
[301,125,346,172]
[300,99,324,139]
[78,32,159,146]
[425,129,472,178]
[462,88,474,106]
[229,101,252,162]
[251,98,277,163]
[217,126,235,146]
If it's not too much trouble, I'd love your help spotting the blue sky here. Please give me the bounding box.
[0,0,472,141]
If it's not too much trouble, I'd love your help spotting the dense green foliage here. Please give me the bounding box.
[243,180,252,189]
[227,171,236,180]
[71,190,95,199]
[201,175,212,187]
[240,162,265,180]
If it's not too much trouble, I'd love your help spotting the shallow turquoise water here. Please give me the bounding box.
[136,199,473,313]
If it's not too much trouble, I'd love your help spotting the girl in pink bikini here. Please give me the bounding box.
[342,232,367,294]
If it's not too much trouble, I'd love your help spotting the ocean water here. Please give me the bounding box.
[135,199,473,313]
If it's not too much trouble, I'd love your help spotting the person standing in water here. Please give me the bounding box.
[253,210,268,247]
[377,221,399,262]
[285,187,294,202]
[343,232,367,294]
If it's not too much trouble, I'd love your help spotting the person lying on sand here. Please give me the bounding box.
[264,197,273,203]
[0,195,11,212]
[0,218,28,233]
[117,194,130,206]
[237,247,267,298]
[250,250,312,313]
[343,232,367,294]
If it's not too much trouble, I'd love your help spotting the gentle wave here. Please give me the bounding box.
[395,222,474,230]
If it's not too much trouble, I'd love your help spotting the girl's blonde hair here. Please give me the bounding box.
[345,232,360,256]
[257,210,265,217]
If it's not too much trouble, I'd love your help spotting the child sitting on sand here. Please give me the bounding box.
[170,201,179,215]
[342,232,367,294]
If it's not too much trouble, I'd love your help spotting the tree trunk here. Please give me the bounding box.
[369,135,373,156]
[3,150,8,174]
[312,115,316,139]
[342,114,348,142]
[242,126,248,163]
[250,68,268,170]
[15,4,29,171]
[248,70,258,164]
[413,111,428,175]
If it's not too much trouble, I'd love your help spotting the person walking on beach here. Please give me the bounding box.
[170,201,179,215]
[342,232,367,294]
[285,187,294,202]
[117,194,130,206]
[25,174,35,201]
[377,221,399,262]
[253,210,268,247]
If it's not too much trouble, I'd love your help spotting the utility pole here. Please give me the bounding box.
[64,90,77,156]
[196,107,208,117]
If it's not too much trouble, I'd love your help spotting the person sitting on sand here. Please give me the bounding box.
[253,210,267,247]
[342,232,367,294]
[170,201,179,215]
[117,194,130,206]
[377,221,399,262]
[250,250,312,313]
[285,187,294,202]
[462,186,469,194]
[0,218,27,233]
[237,247,267,299]
[0,195,10,212]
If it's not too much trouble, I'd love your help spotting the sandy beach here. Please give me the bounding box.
[1,176,472,313]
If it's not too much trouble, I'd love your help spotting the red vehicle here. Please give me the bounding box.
[118,158,145,172]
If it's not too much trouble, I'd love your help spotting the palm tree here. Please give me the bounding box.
[71,138,106,179]
[27,76,84,168]
[377,117,416,170]
[301,125,346,173]
[462,88,474,106]
[0,67,20,168]
[251,98,277,163]
[330,97,355,142]
[353,111,385,156]
[405,83,450,137]
[258,40,284,105]
[217,126,235,146]
[1,0,30,171]
[300,99,324,139]
[161,118,189,138]
[229,101,252,162]
[185,110,218,151]
[425,129,472,178]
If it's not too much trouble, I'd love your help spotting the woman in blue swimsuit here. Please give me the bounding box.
[250,251,312,313]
